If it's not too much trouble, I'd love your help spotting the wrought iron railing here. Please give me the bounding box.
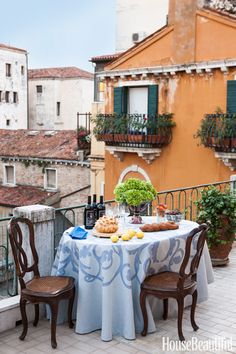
[0,179,234,298]
[93,113,175,148]
[196,113,236,152]
[77,112,92,152]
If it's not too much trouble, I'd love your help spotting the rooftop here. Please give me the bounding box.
[28,67,93,80]
[0,185,58,208]
[0,130,80,161]
[0,43,27,54]
[0,245,235,352]
[90,53,122,63]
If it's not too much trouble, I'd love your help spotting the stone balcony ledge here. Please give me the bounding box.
[106,145,162,164]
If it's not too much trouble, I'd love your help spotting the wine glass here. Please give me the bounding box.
[118,203,130,226]
[106,203,119,218]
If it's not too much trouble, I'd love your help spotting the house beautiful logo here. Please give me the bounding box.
[162,336,232,352]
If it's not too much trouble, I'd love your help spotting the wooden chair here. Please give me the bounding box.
[140,224,208,341]
[8,217,75,349]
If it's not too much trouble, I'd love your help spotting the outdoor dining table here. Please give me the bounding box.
[51,217,214,341]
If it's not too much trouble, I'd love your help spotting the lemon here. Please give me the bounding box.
[110,235,119,243]
[136,231,144,239]
[127,229,136,238]
[122,233,130,241]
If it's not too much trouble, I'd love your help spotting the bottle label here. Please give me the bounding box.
[86,210,95,227]
[98,209,105,218]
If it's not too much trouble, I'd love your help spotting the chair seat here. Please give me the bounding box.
[23,276,75,297]
[141,271,195,292]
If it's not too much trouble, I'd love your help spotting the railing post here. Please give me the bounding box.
[13,205,55,278]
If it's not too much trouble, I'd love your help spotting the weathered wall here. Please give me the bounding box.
[29,77,93,130]
[116,0,168,52]
[103,5,236,200]
[0,48,27,129]
[0,160,90,207]
[104,67,235,200]
[196,10,236,62]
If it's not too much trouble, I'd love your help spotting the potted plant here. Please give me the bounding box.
[113,114,128,143]
[149,113,175,145]
[92,114,114,143]
[114,178,157,223]
[127,115,146,143]
[195,112,236,152]
[77,126,91,149]
[195,186,236,266]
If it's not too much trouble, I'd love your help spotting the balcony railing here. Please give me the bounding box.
[0,179,234,299]
[196,113,236,153]
[93,113,175,148]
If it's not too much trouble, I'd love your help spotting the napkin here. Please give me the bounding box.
[69,226,88,239]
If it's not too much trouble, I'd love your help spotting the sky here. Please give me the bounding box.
[0,0,116,72]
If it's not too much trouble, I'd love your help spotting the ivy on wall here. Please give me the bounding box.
[1,157,49,173]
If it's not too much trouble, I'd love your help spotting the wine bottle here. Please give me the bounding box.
[97,195,105,219]
[84,196,95,229]
[92,194,98,222]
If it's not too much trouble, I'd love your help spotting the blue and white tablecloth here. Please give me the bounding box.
[51,219,214,341]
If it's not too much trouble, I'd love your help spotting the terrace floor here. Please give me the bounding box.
[0,246,235,354]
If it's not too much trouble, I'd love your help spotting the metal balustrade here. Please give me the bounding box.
[0,180,233,298]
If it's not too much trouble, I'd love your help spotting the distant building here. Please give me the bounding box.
[0,129,90,217]
[116,0,169,52]
[0,43,28,129]
[28,67,94,130]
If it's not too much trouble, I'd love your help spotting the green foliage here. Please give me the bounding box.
[195,113,236,146]
[195,186,236,248]
[114,178,157,206]
[92,113,175,138]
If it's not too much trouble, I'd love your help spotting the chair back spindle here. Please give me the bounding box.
[8,217,40,289]
[178,224,208,289]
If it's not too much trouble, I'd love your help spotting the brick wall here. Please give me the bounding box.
[0,160,90,208]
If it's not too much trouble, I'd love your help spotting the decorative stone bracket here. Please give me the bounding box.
[106,146,162,164]
[214,152,236,171]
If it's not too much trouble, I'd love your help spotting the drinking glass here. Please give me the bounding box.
[118,203,130,226]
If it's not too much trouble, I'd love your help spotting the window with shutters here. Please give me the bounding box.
[227,80,236,113]
[114,84,158,115]
[3,165,15,185]
[44,168,57,190]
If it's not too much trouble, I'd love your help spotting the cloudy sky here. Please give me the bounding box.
[0,0,115,72]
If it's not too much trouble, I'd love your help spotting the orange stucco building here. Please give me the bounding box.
[98,0,236,199]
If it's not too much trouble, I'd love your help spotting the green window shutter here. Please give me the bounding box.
[227,80,236,113]
[148,85,158,115]
[114,87,128,114]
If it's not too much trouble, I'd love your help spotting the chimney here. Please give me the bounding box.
[168,0,205,64]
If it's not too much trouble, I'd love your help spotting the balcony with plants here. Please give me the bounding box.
[195,113,236,170]
[92,113,175,164]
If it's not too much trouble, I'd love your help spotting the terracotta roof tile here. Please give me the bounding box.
[0,130,79,161]
[0,185,58,207]
[28,67,93,80]
[90,53,122,63]
[0,43,27,53]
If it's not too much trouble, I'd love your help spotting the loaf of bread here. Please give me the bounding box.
[94,216,119,233]
[140,221,179,232]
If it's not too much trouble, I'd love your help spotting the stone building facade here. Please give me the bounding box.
[28,67,93,130]
[0,130,90,217]
[0,43,28,129]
